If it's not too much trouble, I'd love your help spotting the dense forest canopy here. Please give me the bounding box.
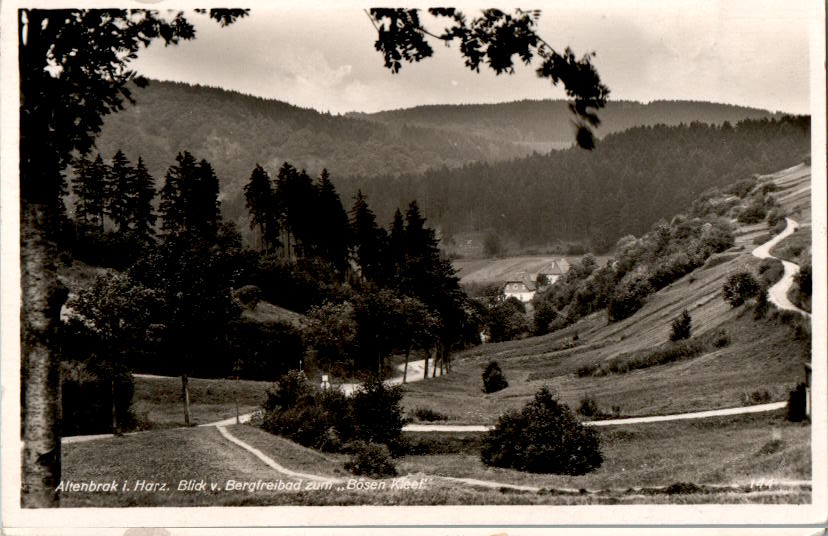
[350,99,783,149]
[90,80,795,250]
[334,116,810,252]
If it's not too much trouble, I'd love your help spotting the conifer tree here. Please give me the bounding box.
[73,153,109,235]
[107,149,133,233]
[244,164,275,254]
[350,190,387,282]
[159,151,220,243]
[159,152,193,237]
[387,208,406,283]
[194,158,221,241]
[130,157,157,245]
[274,162,297,257]
[315,169,351,274]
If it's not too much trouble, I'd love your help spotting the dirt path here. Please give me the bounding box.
[402,401,788,432]
[751,217,810,318]
[215,424,809,496]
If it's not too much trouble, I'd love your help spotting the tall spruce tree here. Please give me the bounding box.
[350,190,387,282]
[159,151,194,237]
[107,149,133,233]
[73,153,109,235]
[244,164,275,254]
[315,169,351,274]
[130,157,157,245]
[159,151,220,243]
[400,201,465,375]
[274,162,297,257]
[193,159,221,241]
[387,208,406,283]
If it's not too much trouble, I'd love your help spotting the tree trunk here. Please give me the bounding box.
[21,202,66,508]
[402,348,410,383]
[111,377,119,435]
[423,350,430,380]
[181,374,191,426]
[432,351,438,378]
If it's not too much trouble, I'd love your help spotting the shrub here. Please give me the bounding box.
[413,407,448,422]
[726,179,756,198]
[753,286,770,319]
[350,376,406,454]
[344,441,397,477]
[234,284,262,308]
[578,396,600,418]
[742,389,772,405]
[262,371,405,453]
[670,309,692,341]
[480,387,602,474]
[757,258,784,287]
[487,297,530,342]
[533,300,558,335]
[482,361,509,393]
[794,263,812,297]
[786,383,808,422]
[60,361,136,436]
[712,329,731,348]
[607,277,652,322]
[722,271,760,307]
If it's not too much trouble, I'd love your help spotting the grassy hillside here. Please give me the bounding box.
[402,164,812,422]
[60,411,809,506]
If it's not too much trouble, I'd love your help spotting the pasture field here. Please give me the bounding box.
[453,255,612,286]
[132,376,270,429]
[60,411,810,506]
[405,247,807,424]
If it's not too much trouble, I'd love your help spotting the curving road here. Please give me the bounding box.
[751,217,810,317]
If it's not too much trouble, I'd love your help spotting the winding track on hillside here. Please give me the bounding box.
[64,222,813,494]
[66,221,810,442]
[751,217,811,318]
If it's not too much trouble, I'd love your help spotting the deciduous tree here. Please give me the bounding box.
[19,9,246,505]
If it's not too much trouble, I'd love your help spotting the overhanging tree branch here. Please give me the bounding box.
[366,7,609,149]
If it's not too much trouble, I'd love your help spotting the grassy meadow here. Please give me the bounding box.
[60,410,810,506]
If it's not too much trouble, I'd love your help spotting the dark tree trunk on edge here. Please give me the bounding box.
[111,378,120,435]
[181,374,191,426]
[21,202,66,507]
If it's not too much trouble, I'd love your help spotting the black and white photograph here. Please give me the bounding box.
[1,0,826,530]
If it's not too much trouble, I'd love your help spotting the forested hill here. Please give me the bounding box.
[94,80,533,201]
[349,100,782,152]
[332,117,810,252]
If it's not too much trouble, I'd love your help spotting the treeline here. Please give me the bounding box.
[335,116,810,252]
[60,149,479,433]
[532,213,736,334]
[92,79,531,217]
[355,99,780,146]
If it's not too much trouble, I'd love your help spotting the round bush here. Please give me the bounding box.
[669,309,692,341]
[722,271,760,307]
[344,440,397,477]
[480,387,602,474]
[482,361,508,393]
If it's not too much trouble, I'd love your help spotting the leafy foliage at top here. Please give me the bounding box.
[368,8,608,148]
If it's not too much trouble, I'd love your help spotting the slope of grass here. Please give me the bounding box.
[131,376,270,429]
[404,248,809,423]
[60,411,810,506]
[400,410,809,491]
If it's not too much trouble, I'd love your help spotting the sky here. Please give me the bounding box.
[131,0,814,115]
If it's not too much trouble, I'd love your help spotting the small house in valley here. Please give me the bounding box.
[504,280,536,303]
